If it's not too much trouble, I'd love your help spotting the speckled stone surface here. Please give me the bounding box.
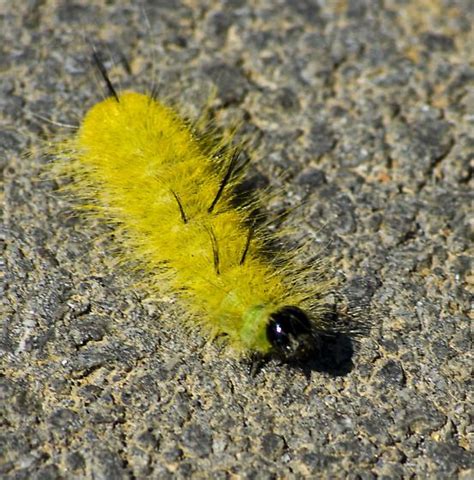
[1,1,473,478]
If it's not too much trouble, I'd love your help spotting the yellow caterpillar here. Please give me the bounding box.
[51,55,334,362]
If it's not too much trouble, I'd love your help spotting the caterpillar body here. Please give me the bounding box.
[52,58,334,362]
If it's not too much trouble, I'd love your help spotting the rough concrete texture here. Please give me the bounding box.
[1,1,473,478]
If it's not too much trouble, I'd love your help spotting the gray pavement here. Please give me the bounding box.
[1,1,472,478]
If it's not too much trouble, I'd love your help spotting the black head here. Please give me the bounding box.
[266,306,318,360]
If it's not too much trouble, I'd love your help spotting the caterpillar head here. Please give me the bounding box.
[266,306,318,360]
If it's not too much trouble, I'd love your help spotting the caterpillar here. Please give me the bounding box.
[50,53,335,363]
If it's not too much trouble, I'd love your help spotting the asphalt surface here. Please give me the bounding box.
[1,1,472,478]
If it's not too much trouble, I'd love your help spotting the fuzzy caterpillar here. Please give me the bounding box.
[50,57,334,362]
